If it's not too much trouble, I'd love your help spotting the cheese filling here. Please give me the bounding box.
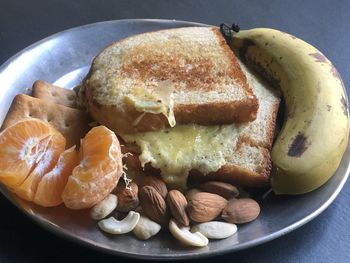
[121,124,240,189]
[124,80,176,127]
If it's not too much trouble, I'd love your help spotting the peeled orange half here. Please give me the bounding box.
[0,118,65,192]
[62,126,123,209]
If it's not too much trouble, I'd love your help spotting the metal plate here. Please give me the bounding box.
[0,19,349,260]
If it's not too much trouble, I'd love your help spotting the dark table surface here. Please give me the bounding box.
[1,0,350,262]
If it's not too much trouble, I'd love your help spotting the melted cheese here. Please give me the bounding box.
[124,81,176,127]
[121,124,240,189]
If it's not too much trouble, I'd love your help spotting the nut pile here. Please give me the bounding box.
[91,175,261,247]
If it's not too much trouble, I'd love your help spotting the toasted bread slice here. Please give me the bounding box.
[236,62,280,149]
[121,63,280,188]
[1,94,92,147]
[80,27,258,134]
[188,143,272,187]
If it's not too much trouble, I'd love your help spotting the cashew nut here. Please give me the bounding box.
[98,211,140,234]
[90,194,118,220]
[169,219,208,247]
[133,215,161,240]
[191,221,237,239]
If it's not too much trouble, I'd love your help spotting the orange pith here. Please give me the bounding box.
[0,118,65,190]
[62,126,122,209]
[14,133,66,201]
[34,146,80,207]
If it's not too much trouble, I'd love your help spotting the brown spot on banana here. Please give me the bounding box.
[340,96,349,117]
[326,105,332,111]
[287,133,310,157]
[309,52,327,63]
[331,64,341,81]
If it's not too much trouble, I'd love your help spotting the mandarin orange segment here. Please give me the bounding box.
[34,146,80,207]
[0,118,62,189]
[14,132,66,201]
[62,126,123,209]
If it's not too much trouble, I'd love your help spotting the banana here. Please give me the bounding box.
[230,28,349,194]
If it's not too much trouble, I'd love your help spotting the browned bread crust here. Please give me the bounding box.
[81,27,258,134]
[187,145,271,187]
[239,100,279,149]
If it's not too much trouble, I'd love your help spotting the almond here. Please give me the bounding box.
[139,186,169,226]
[187,192,227,223]
[222,198,260,224]
[115,181,139,212]
[198,181,239,199]
[166,190,189,226]
[185,188,201,202]
[141,175,168,199]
